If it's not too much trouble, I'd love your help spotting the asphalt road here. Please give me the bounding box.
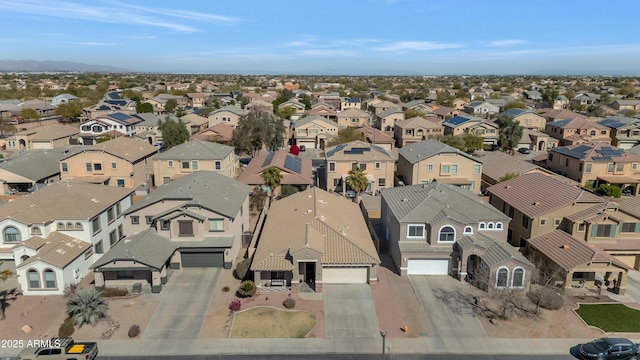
[96,355,578,360]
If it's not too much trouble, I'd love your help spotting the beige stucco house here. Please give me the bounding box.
[545,118,611,146]
[376,108,404,132]
[337,108,372,128]
[443,115,499,145]
[208,106,249,128]
[598,116,640,150]
[394,117,445,148]
[5,123,79,151]
[499,108,547,130]
[293,115,339,150]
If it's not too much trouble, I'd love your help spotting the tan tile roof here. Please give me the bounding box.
[536,108,587,121]
[17,232,90,269]
[353,127,394,144]
[190,123,234,142]
[528,229,629,271]
[487,173,604,218]
[395,116,443,129]
[563,202,618,222]
[474,151,579,186]
[235,150,313,186]
[251,187,381,271]
[28,124,79,141]
[325,140,394,161]
[0,182,133,224]
[619,197,640,218]
[64,137,158,163]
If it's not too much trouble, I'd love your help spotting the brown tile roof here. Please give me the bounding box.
[28,124,79,141]
[235,150,313,186]
[486,173,604,218]
[474,151,579,186]
[64,137,158,163]
[619,196,640,218]
[536,108,587,121]
[190,123,234,142]
[353,127,394,144]
[563,202,618,222]
[17,232,90,269]
[251,187,380,271]
[528,229,629,271]
[0,182,133,224]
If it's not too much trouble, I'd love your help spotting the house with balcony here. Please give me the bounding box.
[396,139,482,194]
[380,183,532,292]
[546,143,640,195]
[393,117,444,148]
[186,93,209,108]
[545,118,611,146]
[79,112,142,145]
[337,108,372,128]
[153,139,238,184]
[598,116,640,149]
[324,140,395,195]
[60,137,158,188]
[498,108,547,130]
[293,115,339,150]
[208,106,249,128]
[0,182,134,295]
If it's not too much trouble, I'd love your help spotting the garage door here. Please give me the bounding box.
[322,267,368,284]
[407,259,449,275]
[298,140,316,149]
[181,252,223,268]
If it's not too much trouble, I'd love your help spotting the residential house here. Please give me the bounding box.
[546,142,640,194]
[190,123,235,145]
[432,106,460,120]
[452,99,467,111]
[51,94,79,107]
[306,106,338,121]
[337,108,372,128]
[570,93,600,108]
[353,126,395,151]
[370,100,401,116]
[611,100,640,111]
[0,147,84,194]
[553,95,570,110]
[536,108,587,122]
[523,90,543,101]
[393,117,444,148]
[181,113,209,134]
[145,94,187,110]
[60,137,158,188]
[442,115,499,145]
[598,116,640,149]
[293,116,339,150]
[324,140,395,195]
[278,99,306,120]
[316,92,342,109]
[93,172,250,292]
[545,118,612,146]
[79,112,142,145]
[486,172,605,247]
[235,150,313,191]
[153,139,238,183]
[132,113,181,146]
[244,99,274,114]
[208,106,249,128]
[340,97,361,111]
[186,93,209,108]
[376,108,404,131]
[0,182,133,295]
[402,99,429,112]
[5,124,79,151]
[463,101,500,117]
[498,108,547,130]
[380,183,532,292]
[396,139,482,194]
[250,187,380,291]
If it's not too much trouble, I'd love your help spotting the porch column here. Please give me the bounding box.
[613,271,628,295]
[564,271,574,291]
[160,265,168,285]
[459,253,468,282]
[151,270,162,293]
[342,176,346,196]
[253,271,261,287]
[94,272,105,289]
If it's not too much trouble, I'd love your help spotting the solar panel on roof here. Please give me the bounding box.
[262,153,275,167]
[283,155,302,174]
[109,112,131,122]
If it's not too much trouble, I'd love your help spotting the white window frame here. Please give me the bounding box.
[406,224,425,238]
[478,222,486,230]
[168,160,174,168]
[463,226,473,235]
[437,225,456,243]
[495,222,503,230]
[495,266,509,288]
[511,267,525,288]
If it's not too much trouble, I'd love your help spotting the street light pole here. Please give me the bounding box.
[380,329,386,360]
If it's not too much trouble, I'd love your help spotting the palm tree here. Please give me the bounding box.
[345,167,368,203]
[66,288,109,327]
[261,166,282,205]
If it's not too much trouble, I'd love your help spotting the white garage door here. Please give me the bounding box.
[31,141,50,150]
[298,140,316,149]
[322,267,368,283]
[407,259,449,275]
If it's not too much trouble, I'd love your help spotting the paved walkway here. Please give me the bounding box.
[610,270,640,304]
[323,284,380,342]
[141,268,222,340]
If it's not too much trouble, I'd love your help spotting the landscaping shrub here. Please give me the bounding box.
[237,280,257,298]
[229,298,241,312]
[234,258,251,280]
[222,286,230,293]
[63,284,77,298]
[58,317,75,337]
[128,324,141,338]
[283,298,296,309]
[101,287,129,297]
[528,285,564,310]
[598,184,621,198]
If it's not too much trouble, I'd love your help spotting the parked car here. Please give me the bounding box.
[239,157,252,167]
[518,147,531,154]
[579,337,640,360]
[299,145,306,152]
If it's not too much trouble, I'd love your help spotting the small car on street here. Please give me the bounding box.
[579,337,640,360]
[518,147,531,154]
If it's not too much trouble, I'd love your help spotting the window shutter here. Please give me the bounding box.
[610,224,616,237]
[591,225,598,237]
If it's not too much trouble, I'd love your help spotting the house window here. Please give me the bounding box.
[192,160,199,171]
[116,179,125,187]
[131,216,139,225]
[85,163,92,172]
[91,218,101,234]
[360,163,367,171]
[512,268,524,288]
[594,224,614,237]
[329,162,335,172]
[521,216,530,229]
[57,222,65,230]
[333,178,341,186]
[508,206,515,218]
[585,163,592,173]
[118,224,124,239]
[168,160,174,168]
[31,226,41,235]
[28,269,40,288]
[632,163,638,171]
[44,269,56,289]
[616,163,624,172]
[565,159,569,167]
[66,222,73,229]
[145,216,153,224]
[107,207,115,223]
[548,154,554,161]
[427,164,433,171]
[182,161,190,169]
[116,203,121,216]
[109,230,117,247]
[2,226,20,242]
[94,163,102,171]
[578,223,586,232]
[621,223,639,233]
[352,163,358,170]
[479,222,486,229]
[607,163,614,172]
[554,219,561,226]
[441,164,450,173]
[590,130,596,136]
[463,226,473,234]
[407,225,425,238]
[451,164,458,174]
[540,219,547,226]
[209,219,224,232]
[496,222,503,229]
[496,267,508,288]
[61,163,68,172]
[95,241,104,254]
[377,178,386,187]
[438,226,455,242]
[474,164,481,174]
[487,222,494,229]
[161,220,170,231]
[215,161,221,170]
[600,130,607,135]
[75,222,82,230]
[178,221,194,236]
[375,162,381,169]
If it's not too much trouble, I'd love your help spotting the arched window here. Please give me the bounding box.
[3,226,21,242]
[496,267,509,288]
[75,222,83,230]
[28,269,40,288]
[590,130,596,136]
[479,222,486,230]
[496,222,503,230]
[44,269,57,289]
[57,222,65,230]
[487,222,494,229]
[66,222,73,229]
[512,268,524,288]
[20,255,29,261]
[438,226,455,242]
[463,226,473,235]
[31,226,41,235]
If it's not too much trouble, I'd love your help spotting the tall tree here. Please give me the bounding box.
[0,117,17,137]
[20,108,40,122]
[504,101,527,110]
[164,99,178,113]
[231,112,286,156]
[261,166,282,204]
[495,115,524,151]
[158,117,190,150]
[136,102,153,113]
[345,167,368,203]
[541,88,559,107]
[54,102,83,122]
[326,127,366,147]
[66,288,109,327]
[404,109,426,118]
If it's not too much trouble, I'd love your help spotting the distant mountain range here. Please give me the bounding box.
[0,60,132,73]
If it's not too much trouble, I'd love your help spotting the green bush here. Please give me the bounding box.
[237,280,257,298]
[598,184,621,198]
[101,287,129,297]
[128,324,141,338]
[58,317,75,337]
[279,184,300,199]
[282,298,296,309]
[234,258,251,280]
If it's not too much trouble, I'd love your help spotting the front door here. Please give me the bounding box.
[305,262,316,284]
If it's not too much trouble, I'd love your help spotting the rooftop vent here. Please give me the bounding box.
[401,198,409,202]
[533,201,541,206]
[561,244,570,250]
[505,185,512,189]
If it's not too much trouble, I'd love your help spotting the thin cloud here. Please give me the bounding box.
[298,49,358,57]
[70,41,117,46]
[374,41,462,52]
[488,39,528,47]
[104,1,242,25]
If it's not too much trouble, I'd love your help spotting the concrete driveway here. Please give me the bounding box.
[142,268,222,340]
[410,276,487,339]
[323,284,380,338]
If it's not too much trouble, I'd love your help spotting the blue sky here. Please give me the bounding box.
[1,0,639,75]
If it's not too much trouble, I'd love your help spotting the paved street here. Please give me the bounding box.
[95,355,579,360]
[141,268,222,340]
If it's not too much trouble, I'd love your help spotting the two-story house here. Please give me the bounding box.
[208,106,249,128]
[293,116,339,150]
[393,117,444,148]
[91,172,250,292]
[60,137,158,188]
[598,116,640,149]
[463,101,500,117]
[396,139,482,194]
[545,118,611,146]
[186,93,209,108]
[353,127,395,151]
[611,100,640,112]
[0,182,134,295]
[153,139,238,183]
[181,113,210,134]
[380,183,532,292]
[340,97,361,111]
[337,108,372,128]
[324,140,395,195]
[79,112,143,145]
[278,99,307,120]
[442,115,499,145]
[486,172,606,248]
[132,113,181,146]
[376,108,404,132]
[546,142,640,194]
[498,108,547,130]
[370,100,401,116]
